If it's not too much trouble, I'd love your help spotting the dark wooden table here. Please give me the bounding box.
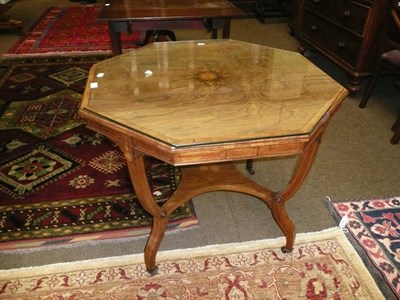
[98,0,250,55]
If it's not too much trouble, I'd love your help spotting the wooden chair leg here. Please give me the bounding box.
[390,112,400,144]
[359,63,382,108]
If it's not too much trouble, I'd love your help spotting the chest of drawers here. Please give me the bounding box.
[292,0,392,94]
[255,0,292,22]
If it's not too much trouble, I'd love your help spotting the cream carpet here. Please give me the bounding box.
[0,228,383,299]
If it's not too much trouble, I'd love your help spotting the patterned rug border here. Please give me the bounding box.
[0,218,199,255]
[327,195,400,300]
[0,216,199,253]
[0,228,384,299]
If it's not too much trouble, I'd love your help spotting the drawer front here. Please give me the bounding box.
[304,0,369,35]
[301,11,362,67]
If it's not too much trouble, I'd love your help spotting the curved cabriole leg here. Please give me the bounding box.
[271,201,295,252]
[122,153,164,218]
[273,130,323,252]
[118,128,324,271]
[118,137,168,273]
[143,163,276,272]
[144,216,169,274]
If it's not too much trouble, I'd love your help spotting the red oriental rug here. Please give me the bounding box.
[4,6,141,56]
[0,229,385,299]
[0,55,197,250]
[328,196,400,300]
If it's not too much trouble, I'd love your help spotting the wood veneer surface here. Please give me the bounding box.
[82,40,347,147]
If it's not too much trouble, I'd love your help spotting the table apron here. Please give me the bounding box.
[107,19,231,32]
[133,140,307,166]
[82,118,316,166]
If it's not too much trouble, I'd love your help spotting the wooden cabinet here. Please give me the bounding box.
[291,0,392,94]
[386,2,400,48]
[255,0,292,21]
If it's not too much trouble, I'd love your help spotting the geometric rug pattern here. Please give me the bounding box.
[328,196,400,299]
[0,56,197,250]
[0,140,82,198]
[0,89,84,139]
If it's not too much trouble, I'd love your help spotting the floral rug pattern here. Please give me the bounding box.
[329,196,400,299]
[0,229,384,299]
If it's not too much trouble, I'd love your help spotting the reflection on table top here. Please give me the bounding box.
[81,39,347,147]
[98,0,248,20]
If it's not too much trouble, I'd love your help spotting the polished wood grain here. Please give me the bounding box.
[98,0,247,20]
[79,40,348,272]
[82,40,345,149]
[98,0,249,55]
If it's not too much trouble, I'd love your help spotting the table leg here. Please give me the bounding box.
[119,130,323,273]
[108,22,126,56]
[271,131,323,252]
[271,202,295,253]
[123,154,277,273]
[222,19,231,38]
[119,138,172,272]
[210,19,231,39]
[144,216,169,275]
[211,27,218,39]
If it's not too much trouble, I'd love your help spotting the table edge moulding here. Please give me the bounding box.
[79,39,348,273]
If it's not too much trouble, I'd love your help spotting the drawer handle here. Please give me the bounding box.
[342,10,351,18]
[338,41,346,48]
[311,24,318,31]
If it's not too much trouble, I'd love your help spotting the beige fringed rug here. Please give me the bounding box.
[0,228,384,299]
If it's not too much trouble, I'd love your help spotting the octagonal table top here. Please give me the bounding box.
[80,39,348,148]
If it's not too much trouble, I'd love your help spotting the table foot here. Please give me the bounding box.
[146,266,159,276]
[144,216,169,272]
[281,246,293,253]
[271,201,295,251]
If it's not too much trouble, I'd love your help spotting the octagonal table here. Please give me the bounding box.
[79,39,348,273]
